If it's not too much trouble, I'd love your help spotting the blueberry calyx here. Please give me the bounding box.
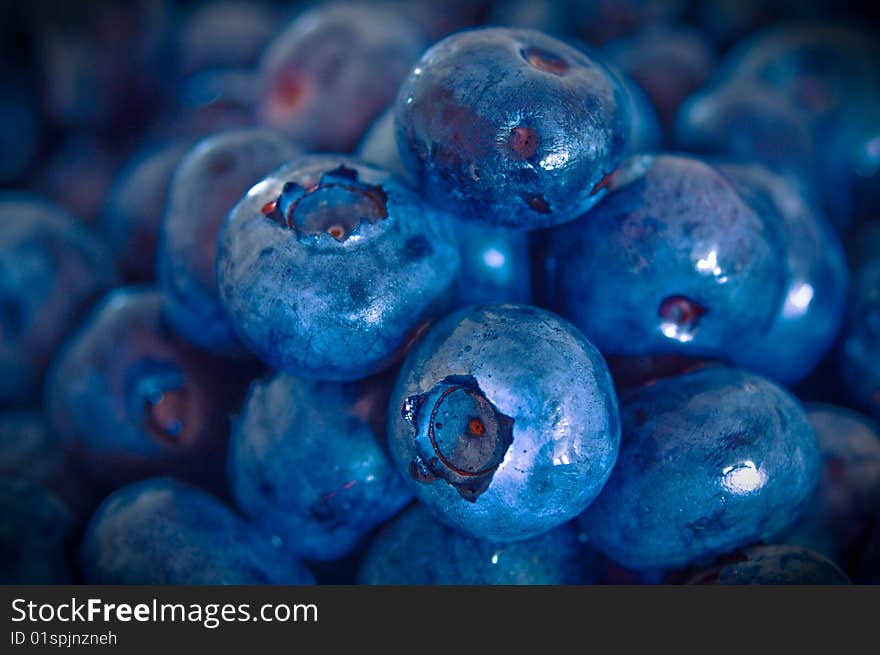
[403,375,514,502]
[263,165,388,241]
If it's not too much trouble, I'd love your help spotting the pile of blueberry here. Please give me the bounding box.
[2,0,880,586]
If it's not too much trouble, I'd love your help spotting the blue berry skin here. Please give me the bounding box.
[0,411,92,518]
[258,3,427,153]
[838,256,880,423]
[157,128,299,354]
[217,155,461,381]
[685,545,850,585]
[0,195,117,406]
[604,25,716,133]
[358,117,533,307]
[358,504,585,584]
[101,141,190,282]
[783,405,880,570]
[543,155,785,365]
[0,478,75,584]
[718,163,848,384]
[229,371,412,562]
[45,287,251,493]
[81,477,315,585]
[388,303,620,542]
[395,27,630,229]
[579,367,821,570]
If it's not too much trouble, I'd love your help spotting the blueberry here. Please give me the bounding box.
[718,163,848,384]
[157,128,299,353]
[358,503,585,584]
[379,0,491,41]
[217,155,460,380]
[395,27,630,228]
[229,371,412,561]
[0,195,117,406]
[101,141,190,282]
[543,155,785,365]
[783,404,880,571]
[0,411,92,518]
[45,287,251,493]
[579,367,821,570]
[604,25,716,134]
[388,303,620,541]
[0,477,75,584]
[81,477,315,585]
[685,544,850,585]
[258,2,427,152]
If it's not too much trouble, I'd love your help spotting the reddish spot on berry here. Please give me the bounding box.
[527,195,551,213]
[521,47,569,75]
[468,418,486,437]
[508,126,539,160]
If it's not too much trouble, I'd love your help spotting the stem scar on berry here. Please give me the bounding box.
[402,375,514,502]
[262,165,388,240]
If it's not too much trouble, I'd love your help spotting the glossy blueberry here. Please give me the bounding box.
[358,503,584,584]
[0,477,75,584]
[685,544,850,585]
[45,287,251,493]
[81,477,315,585]
[395,27,630,229]
[604,25,716,133]
[579,367,820,570]
[258,2,427,152]
[718,163,848,384]
[543,155,785,364]
[160,68,259,140]
[783,405,880,571]
[157,128,299,353]
[388,304,620,542]
[217,155,460,380]
[0,411,91,517]
[101,141,189,282]
[229,371,412,561]
[837,254,880,422]
[0,195,117,406]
